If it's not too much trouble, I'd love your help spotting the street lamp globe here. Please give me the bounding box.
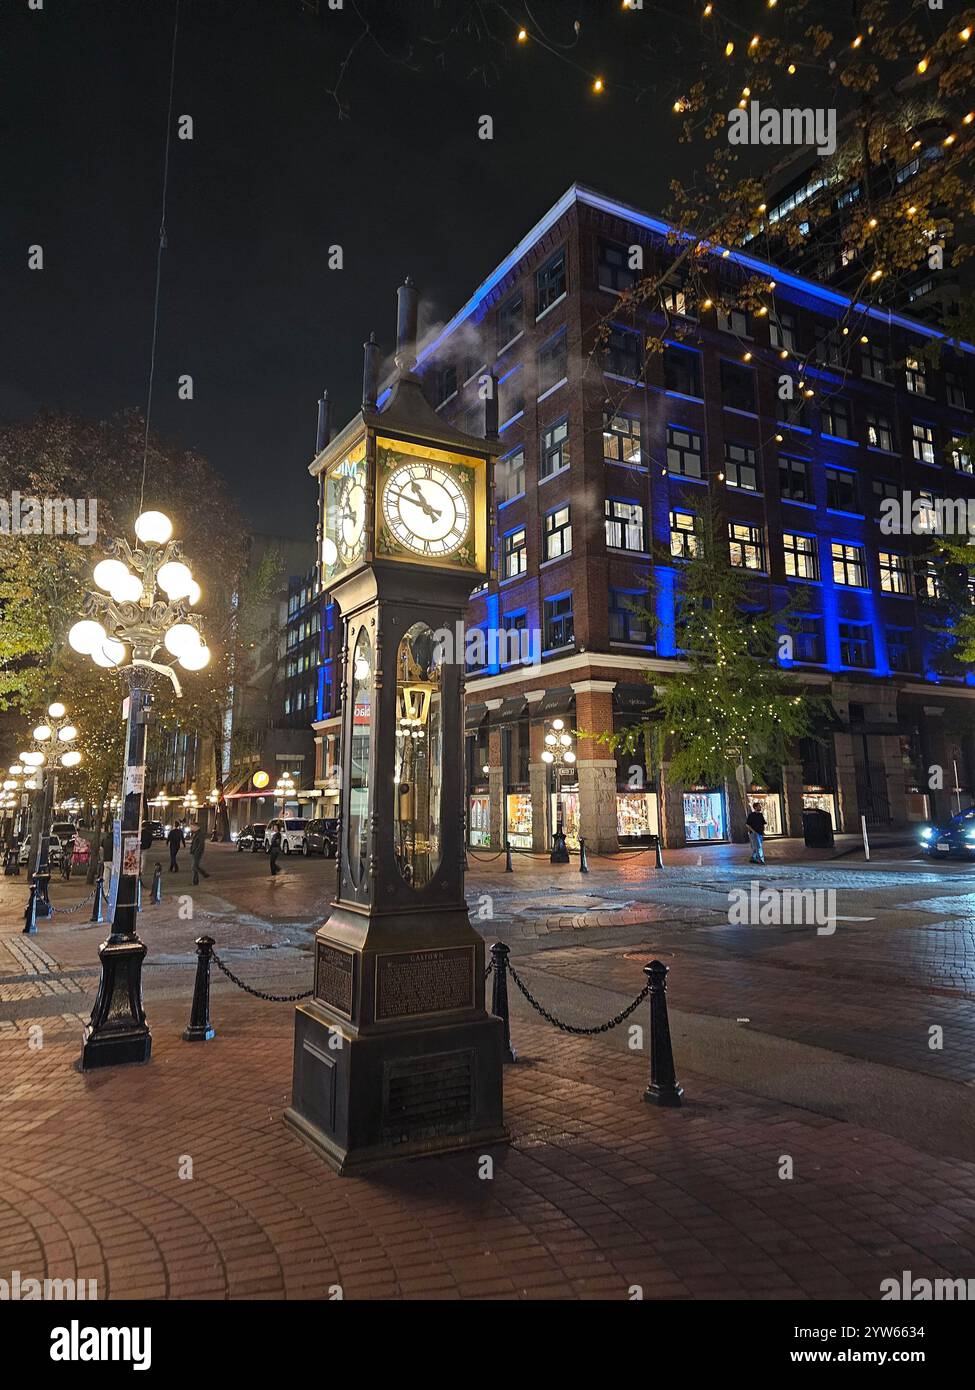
[541,750,554,765]
[57,724,78,743]
[59,750,82,768]
[92,638,127,668]
[157,561,194,600]
[68,619,108,655]
[164,622,201,657]
[564,751,577,765]
[47,702,66,719]
[32,725,52,742]
[134,510,173,545]
[178,643,211,671]
[186,579,201,606]
[93,558,131,593]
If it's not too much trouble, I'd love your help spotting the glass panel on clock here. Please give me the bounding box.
[393,623,443,889]
[347,629,371,888]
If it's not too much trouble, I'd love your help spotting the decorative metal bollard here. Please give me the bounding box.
[183,936,216,1042]
[643,960,683,1107]
[579,837,589,873]
[24,871,52,934]
[90,874,105,923]
[653,834,664,869]
[489,940,516,1063]
[504,840,513,873]
[151,862,162,904]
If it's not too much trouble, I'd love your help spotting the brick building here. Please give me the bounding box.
[314,183,975,851]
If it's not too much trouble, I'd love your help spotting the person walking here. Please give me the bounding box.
[167,824,183,872]
[190,822,210,885]
[268,826,282,876]
[746,803,767,865]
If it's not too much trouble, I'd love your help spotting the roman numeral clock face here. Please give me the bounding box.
[381,460,471,559]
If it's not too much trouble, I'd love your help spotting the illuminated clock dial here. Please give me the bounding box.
[338,477,366,562]
[382,462,470,557]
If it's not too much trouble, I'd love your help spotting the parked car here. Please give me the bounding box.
[919,806,975,860]
[263,818,306,854]
[236,823,267,853]
[147,820,167,840]
[302,818,338,858]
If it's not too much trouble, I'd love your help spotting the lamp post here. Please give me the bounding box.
[68,508,210,1070]
[541,717,576,865]
[22,703,83,931]
[275,772,296,814]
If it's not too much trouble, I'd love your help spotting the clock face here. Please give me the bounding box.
[338,477,366,562]
[323,447,367,580]
[381,461,471,558]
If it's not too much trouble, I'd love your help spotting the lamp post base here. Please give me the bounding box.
[550,828,570,864]
[80,934,152,1070]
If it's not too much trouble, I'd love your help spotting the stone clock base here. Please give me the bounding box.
[285,999,507,1174]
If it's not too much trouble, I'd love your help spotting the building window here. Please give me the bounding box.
[502,611,528,663]
[609,590,649,644]
[779,455,812,504]
[769,311,797,353]
[537,330,567,395]
[662,274,694,319]
[603,413,643,465]
[866,410,895,452]
[544,593,574,649]
[946,370,968,409]
[720,360,756,413]
[670,509,699,559]
[839,622,873,668]
[728,521,766,572]
[664,344,702,397]
[544,505,572,560]
[950,435,974,475]
[918,562,941,601]
[725,441,758,491]
[821,397,852,439]
[783,533,819,581]
[604,326,644,380]
[666,425,704,479]
[502,527,527,579]
[496,447,525,503]
[861,340,889,383]
[879,551,911,595]
[540,417,570,478]
[716,306,750,338]
[597,239,636,293]
[497,291,523,349]
[815,325,844,369]
[905,355,927,395]
[794,614,825,663]
[498,369,524,424]
[872,477,899,511]
[911,421,936,465]
[886,627,915,673]
[779,394,810,429]
[536,248,566,315]
[826,466,858,513]
[832,541,867,587]
[437,365,457,405]
[605,498,645,551]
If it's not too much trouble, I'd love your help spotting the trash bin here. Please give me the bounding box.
[802,809,834,848]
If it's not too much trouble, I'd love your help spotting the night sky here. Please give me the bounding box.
[3,0,844,538]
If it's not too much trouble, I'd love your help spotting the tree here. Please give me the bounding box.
[582,503,819,827]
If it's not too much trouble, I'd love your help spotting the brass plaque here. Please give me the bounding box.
[315,941,355,1018]
[375,946,475,1021]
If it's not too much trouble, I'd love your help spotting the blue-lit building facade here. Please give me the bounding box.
[403,183,974,851]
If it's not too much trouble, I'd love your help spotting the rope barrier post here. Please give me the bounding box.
[90,874,105,924]
[504,840,513,873]
[643,960,683,1107]
[579,837,589,874]
[489,941,516,1063]
[183,936,216,1042]
[151,862,162,904]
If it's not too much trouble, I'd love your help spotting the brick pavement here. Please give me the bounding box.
[3,993,975,1300]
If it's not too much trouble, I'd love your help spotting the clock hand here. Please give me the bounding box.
[387,488,442,521]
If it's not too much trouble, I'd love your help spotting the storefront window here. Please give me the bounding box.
[746,790,783,837]
[802,790,836,828]
[469,793,491,846]
[683,790,726,842]
[617,791,658,840]
[392,623,443,888]
[551,789,580,849]
[506,793,532,849]
[347,629,372,887]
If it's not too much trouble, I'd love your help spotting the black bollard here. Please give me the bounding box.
[23,881,38,935]
[579,837,590,873]
[183,936,216,1042]
[151,862,162,905]
[137,876,142,912]
[504,840,513,873]
[654,834,664,869]
[643,960,683,1107]
[90,874,105,924]
[489,941,516,1063]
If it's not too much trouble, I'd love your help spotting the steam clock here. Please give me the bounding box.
[285,281,506,1171]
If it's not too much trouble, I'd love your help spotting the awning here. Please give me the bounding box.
[613,682,655,714]
[491,696,527,723]
[465,702,488,730]
[533,686,575,718]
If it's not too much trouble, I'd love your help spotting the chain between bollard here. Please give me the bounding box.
[210,948,313,1002]
[506,959,651,1036]
[50,889,96,915]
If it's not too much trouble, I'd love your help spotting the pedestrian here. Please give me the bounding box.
[166,823,183,872]
[268,827,282,876]
[190,822,210,885]
[746,803,767,865]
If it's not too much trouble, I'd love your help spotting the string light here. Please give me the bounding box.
[516,27,527,43]
[593,76,605,94]
[944,133,956,147]
[852,35,863,49]
[917,57,928,73]
[870,268,883,281]
[964,112,975,125]
[961,27,972,43]
[749,35,760,50]
[725,40,734,56]
[703,3,713,16]
[787,63,796,75]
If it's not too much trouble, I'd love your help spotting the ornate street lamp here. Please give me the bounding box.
[541,717,577,865]
[22,703,83,930]
[275,772,296,813]
[69,508,210,1070]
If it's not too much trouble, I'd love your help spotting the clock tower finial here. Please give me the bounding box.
[361,332,380,411]
[394,276,419,374]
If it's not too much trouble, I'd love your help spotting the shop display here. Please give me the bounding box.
[802,791,836,828]
[683,790,726,842]
[745,790,783,838]
[616,792,658,840]
[468,793,491,847]
[505,792,533,849]
[551,789,580,850]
